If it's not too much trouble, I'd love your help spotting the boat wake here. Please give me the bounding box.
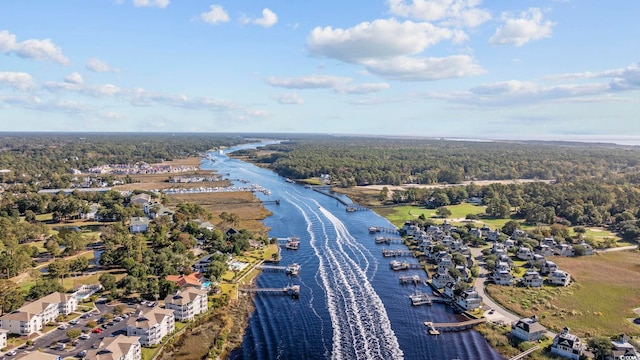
[286,193,403,360]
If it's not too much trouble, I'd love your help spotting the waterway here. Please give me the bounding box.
[201,142,504,360]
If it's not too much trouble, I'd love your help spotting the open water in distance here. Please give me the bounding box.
[202,142,504,360]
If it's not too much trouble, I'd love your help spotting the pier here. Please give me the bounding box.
[399,275,428,285]
[258,263,301,276]
[383,249,415,257]
[263,199,280,205]
[239,285,300,299]
[423,318,486,334]
[310,186,369,212]
[375,236,404,245]
[368,226,400,234]
[346,205,369,212]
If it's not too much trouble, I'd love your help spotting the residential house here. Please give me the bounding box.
[0,292,77,335]
[401,221,420,237]
[577,242,595,256]
[455,289,483,311]
[436,255,454,274]
[504,238,517,251]
[431,272,456,289]
[165,272,209,291]
[126,308,175,347]
[516,247,534,261]
[534,244,554,257]
[85,335,141,360]
[555,243,575,257]
[470,228,483,238]
[130,193,152,207]
[611,334,640,360]
[511,316,546,342]
[512,229,526,240]
[520,271,544,287]
[164,288,209,322]
[548,270,571,287]
[442,282,457,299]
[493,270,514,286]
[539,260,558,276]
[129,216,150,234]
[529,254,546,267]
[551,327,583,360]
[486,230,500,242]
[542,237,557,247]
[81,203,100,220]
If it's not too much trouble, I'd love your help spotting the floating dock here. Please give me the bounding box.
[276,237,300,250]
[368,226,400,234]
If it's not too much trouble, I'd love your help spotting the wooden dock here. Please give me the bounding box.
[368,226,400,235]
[257,263,301,276]
[409,292,432,306]
[389,260,423,271]
[424,318,486,333]
[399,275,428,285]
[276,237,300,250]
[383,249,415,257]
[239,285,300,298]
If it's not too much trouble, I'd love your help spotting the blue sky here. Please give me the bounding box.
[1,0,639,140]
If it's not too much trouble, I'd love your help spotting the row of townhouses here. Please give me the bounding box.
[0,292,77,336]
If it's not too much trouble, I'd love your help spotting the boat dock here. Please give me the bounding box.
[310,186,369,212]
[399,275,428,285]
[383,249,415,257]
[423,318,487,334]
[409,292,433,306]
[239,285,300,299]
[258,263,301,276]
[390,260,423,271]
[368,226,400,234]
[375,236,404,245]
[276,237,300,250]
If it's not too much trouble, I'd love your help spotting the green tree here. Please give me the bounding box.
[66,329,82,340]
[436,207,452,218]
[501,220,521,236]
[98,273,117,291]
[588,336,613,360]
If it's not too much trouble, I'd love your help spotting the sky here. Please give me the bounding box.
[0,0,639,140]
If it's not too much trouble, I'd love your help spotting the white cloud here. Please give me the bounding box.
[0,30,68,64]
[545,63,640,90]
[133,0,169,8]
[253,8,278,28]
[387,0,491,28]
[490,8,554,47]
[266,74,390,94]
[64,72,84,85]
[0,72,36,91]
[272,93,304,105]
[362,55,485,81]
[200,5,229,24]
[86,58,118,73]
[308,19,453,63]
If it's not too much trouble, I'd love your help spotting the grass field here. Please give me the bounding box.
[487,250,640,337]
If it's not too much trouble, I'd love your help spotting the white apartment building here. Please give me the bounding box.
[0,292,77,336]
[126,307,175,347]
[164,288,209,321]
[85,335,142,360]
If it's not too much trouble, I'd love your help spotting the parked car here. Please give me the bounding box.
[58,324,68,330]
[80,333,90,340]
[5,350,17,356]
[113,316,122,322]
[77,350,88,358]
[70,319,80,325]
[91,328,102,333]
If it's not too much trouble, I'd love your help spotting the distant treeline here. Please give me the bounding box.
[239,137,640,186]
[0,132,249,186]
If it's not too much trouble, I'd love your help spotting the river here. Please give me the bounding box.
[201,142,504,360]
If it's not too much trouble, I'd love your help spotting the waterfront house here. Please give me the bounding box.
[551,327,583,360]
[165,272,209,291]
[431,272,456,289]
[401,221,420,237]
[443,282,457,298]
[129,216,150,234]
[85,335,142,360]
[548,270,571,287]
[520,271,543,287]
[455,289,483,311]
[511,316,546,342]
[0,292,77,336]
[436,255,454,274]
[164,288,209,321]
[126,308,175,347]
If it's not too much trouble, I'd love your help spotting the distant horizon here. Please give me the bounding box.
[1,130,639,147]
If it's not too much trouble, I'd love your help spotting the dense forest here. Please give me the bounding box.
[241,137,640,186]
